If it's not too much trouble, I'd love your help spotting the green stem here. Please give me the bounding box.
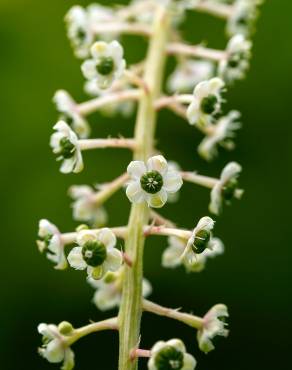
[118,6,171,370]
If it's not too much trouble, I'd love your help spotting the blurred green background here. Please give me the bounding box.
[0,0,291,369]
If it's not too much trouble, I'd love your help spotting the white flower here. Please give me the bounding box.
[37,219,67,270]
[68,185,108,227]
[126,155,183,208]
[65,6,94,59]
[50,121,83,174]
[219,34,252,84]
[81,41,126,90]
[162,235,224,273]
[198,110,241,161]
[209,162,243,215]
[181,217,215,265]
[197,304,229,353]
[38,323,75,370]
[167,60,214,93]
[148,339,196,370]
[53,90,90,139]
[65,5,118,59]
[186,77,225,126]
[67,228,123,280]
[88,268,152,311]
[227,0,263,37]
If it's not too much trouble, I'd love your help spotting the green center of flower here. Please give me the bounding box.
[228,54,241,68]
[97,57,115,76]
[201,95,218,114]
[76,28,87,42]
[222,178,238,201]
[59,137,76,159]
[140,171,163,194]
[236,15,249,26]
[82,240,107,267]
[192,229,211,254]
[62,113,74,126]
[155,346,184,370]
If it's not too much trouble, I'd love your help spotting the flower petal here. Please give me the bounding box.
[146,189,167,208]
[104,248,123,272]
[67,247,87,270]
[127,161,147,179]
[147,155,168,175]
[126,181,145,203]
[181,353,197,370]
[98,228,116,249]
[167,339,186,353]
[163,171,183,193]
[81,59,97,80]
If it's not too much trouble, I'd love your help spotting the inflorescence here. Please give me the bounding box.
[37,1,263,369]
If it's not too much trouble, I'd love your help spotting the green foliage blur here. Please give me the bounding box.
[0,0,291,369]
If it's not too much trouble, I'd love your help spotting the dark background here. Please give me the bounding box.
[0,0,291,369]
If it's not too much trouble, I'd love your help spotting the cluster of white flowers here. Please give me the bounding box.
[37,0,263,368]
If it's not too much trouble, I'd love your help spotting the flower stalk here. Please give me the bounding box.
[143,300,203,330]
[77,89,142,115]
[78,138,137,150]
[194,0,234,19]
[167,42,228,61]
[68,317,118,345]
